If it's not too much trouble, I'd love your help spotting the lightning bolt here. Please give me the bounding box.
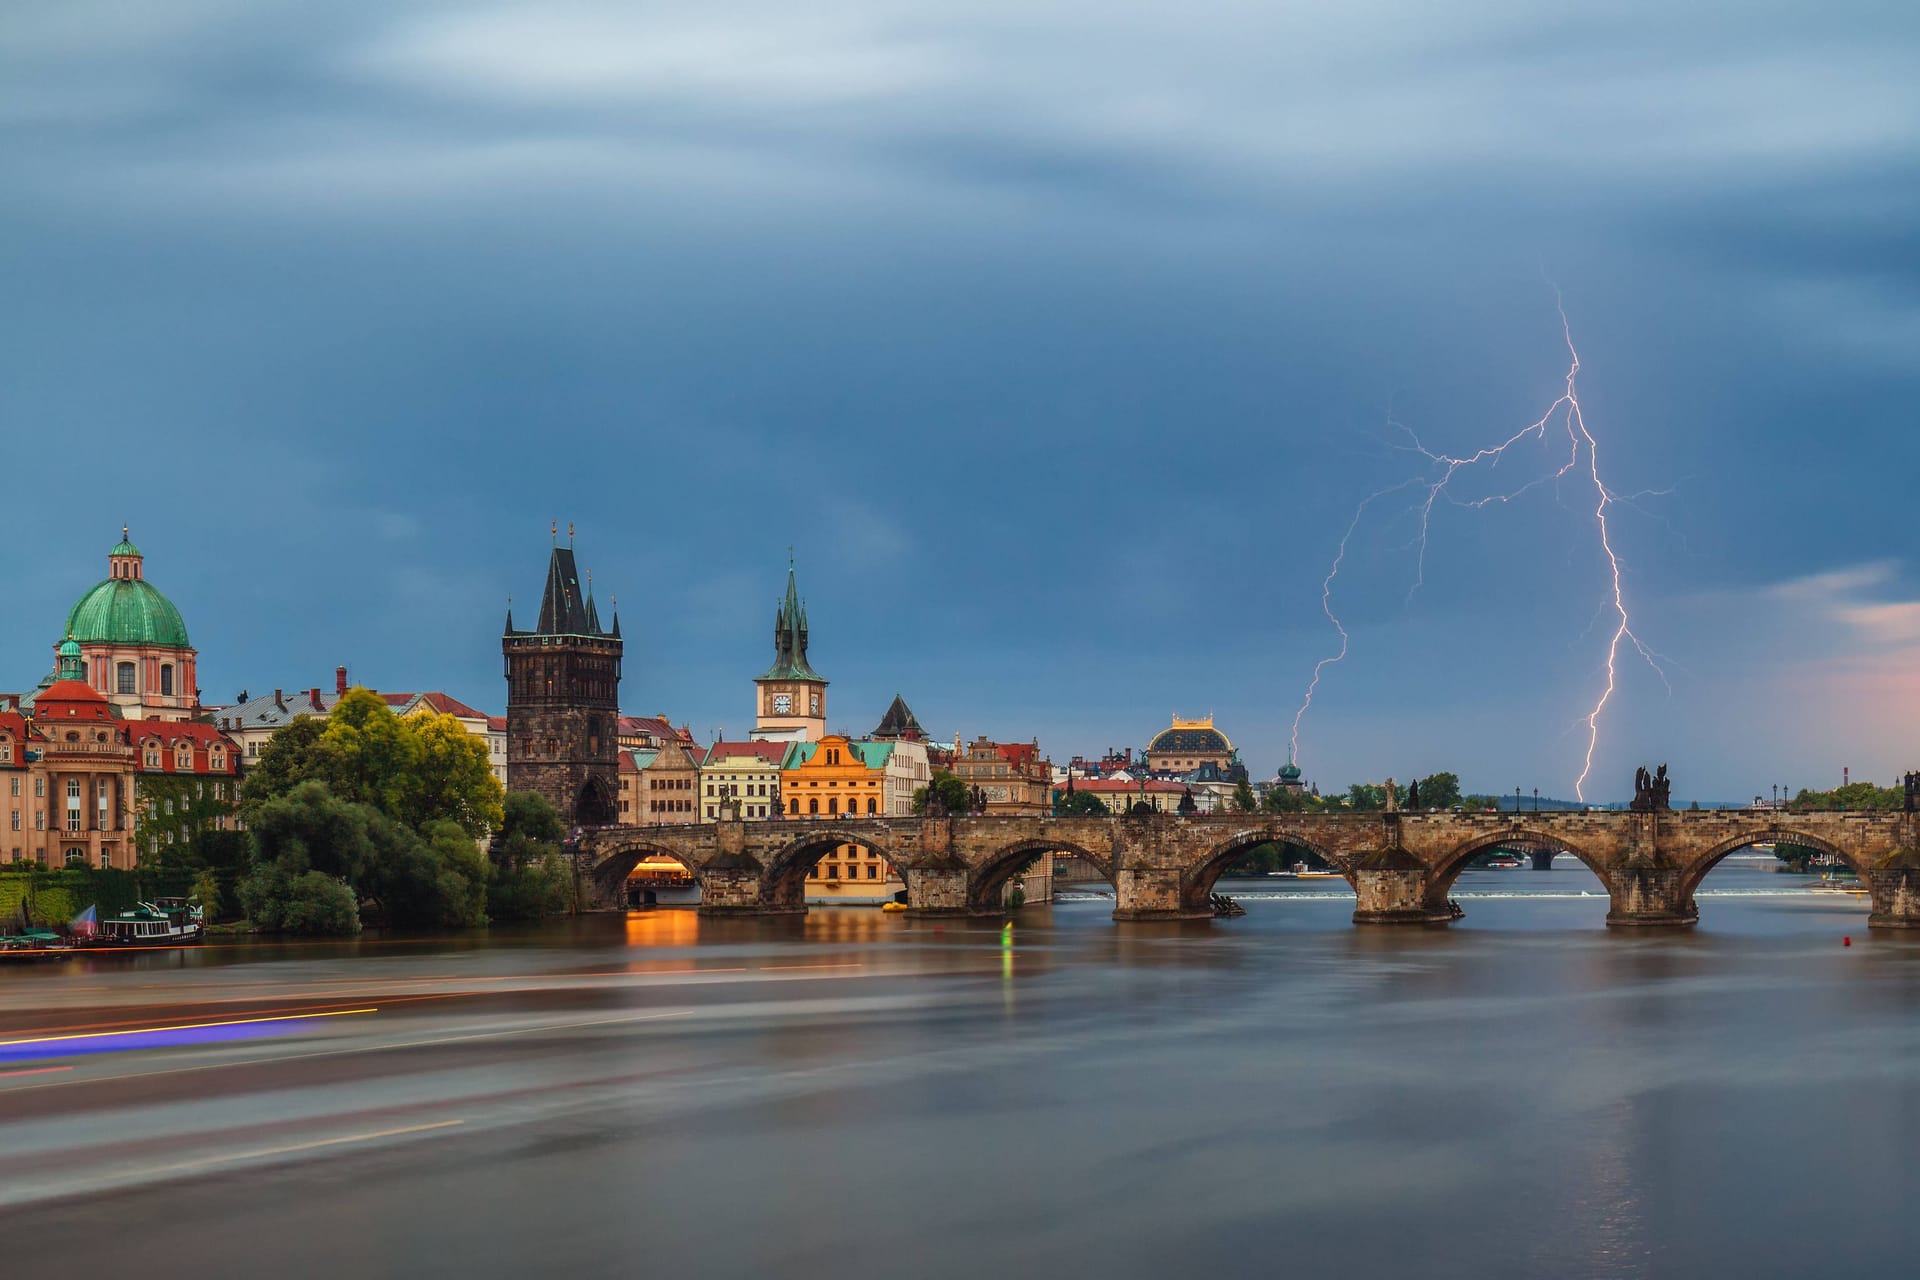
[1290,290,1665,801]
[1287,479,1421,767]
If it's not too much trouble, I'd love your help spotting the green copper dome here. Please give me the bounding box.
[64,576,191,649]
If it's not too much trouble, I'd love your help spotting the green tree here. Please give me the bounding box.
[1462,794,1505,812]
[1346,783,1387,811]
[488,791,574,921]
[1413,772,1462,810]
[912,771,972,815]
[239,715,330,809]
[317,689,423,817]
[405,710,505,837]
[241,865,361,936]
[248,781,384,885]
[1230,778,1259,813]
[1792,782,1902,811]
[1054,788,1110,817]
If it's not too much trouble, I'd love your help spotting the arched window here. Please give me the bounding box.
[808,799,818,815]
[117,663,137,694]
[176,745,192,770]
[867,797,878,815]
[144,742,160,768]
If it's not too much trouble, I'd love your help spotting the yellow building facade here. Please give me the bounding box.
[782,735,900,902]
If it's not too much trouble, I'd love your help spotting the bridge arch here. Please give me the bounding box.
[1430,829,1610,899]
[968,838,1111,911]
[588,839,703,908]
[1179,826,1349,912]
[761,828,903,911]
[1678,828,1868,899]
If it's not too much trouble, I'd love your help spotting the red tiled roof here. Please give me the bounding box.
[410,691,491,720]
[486,716,507,732]
[701,741,788,766]
[995,742,1041,767]
[620,715,692,743]
[33,681,116,720]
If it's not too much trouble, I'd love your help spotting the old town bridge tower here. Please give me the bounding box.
[504,531,622,827]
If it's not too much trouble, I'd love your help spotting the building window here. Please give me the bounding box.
[65,849,84,867]
[867,798,878,815]
[117,662,137,694]
[808,799,818,815]
[8,811,16,831]
[0,744,9,763]
[825,864,837,879]
[867,865,878,880]
[828,798,839,815]
[8,778,16,796]
[145,746,160,767]
[159,664,174,696]
[100,850,111,869]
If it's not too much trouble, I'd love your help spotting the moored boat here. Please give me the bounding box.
[88,899,205,946]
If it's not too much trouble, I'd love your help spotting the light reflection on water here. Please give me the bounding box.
[4,858,1915,1279]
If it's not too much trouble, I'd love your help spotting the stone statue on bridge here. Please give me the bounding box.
[1904,771,1918,814]
[1407,778,1420,809]
[1631,763,1673,812]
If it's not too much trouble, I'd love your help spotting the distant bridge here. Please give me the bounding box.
[573,807,1920,928]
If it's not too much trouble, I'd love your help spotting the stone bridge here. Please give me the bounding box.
[571,808,1920,929]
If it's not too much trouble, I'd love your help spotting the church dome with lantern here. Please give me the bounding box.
[55,530,201,720]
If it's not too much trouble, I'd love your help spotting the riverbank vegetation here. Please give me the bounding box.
[231,690,568,936]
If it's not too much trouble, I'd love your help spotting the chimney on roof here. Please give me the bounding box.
[336,666,349,696]
[273,689,284,711]
[309,689,323,711]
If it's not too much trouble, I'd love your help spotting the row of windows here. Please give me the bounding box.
[109,661,176,696]
[707,805,772,819]
[791,797,880,816]
[648,776,693,791]
[649,799,692,813]
[706,782,774,796]
[813,864,883,880]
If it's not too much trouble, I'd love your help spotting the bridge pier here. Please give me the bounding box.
[696,867,798,917]
[1112,868,1211,921]
[1350,842,1454,925]
[1603,865,1695,927]
[902,867,977,917]
[1867,856,1920,929]
[1528,850,1555,871]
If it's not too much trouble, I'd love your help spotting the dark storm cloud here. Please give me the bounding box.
[3,1,1917,797]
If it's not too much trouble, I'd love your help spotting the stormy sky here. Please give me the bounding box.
[3,1,1916,801]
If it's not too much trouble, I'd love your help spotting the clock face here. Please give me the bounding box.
[773,693,793,714]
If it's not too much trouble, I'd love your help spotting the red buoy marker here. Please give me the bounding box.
[1843,936,1852,947]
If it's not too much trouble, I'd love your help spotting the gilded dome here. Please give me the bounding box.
[1148,716,1232,755]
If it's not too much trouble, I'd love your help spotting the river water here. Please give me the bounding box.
[4,858,1917,1278]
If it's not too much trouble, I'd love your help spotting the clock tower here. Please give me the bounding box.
[752,556,827,742]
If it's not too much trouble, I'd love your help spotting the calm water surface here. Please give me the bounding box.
[4,860,1917,1278]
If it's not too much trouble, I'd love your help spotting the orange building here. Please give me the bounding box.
[782,734,898,901]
